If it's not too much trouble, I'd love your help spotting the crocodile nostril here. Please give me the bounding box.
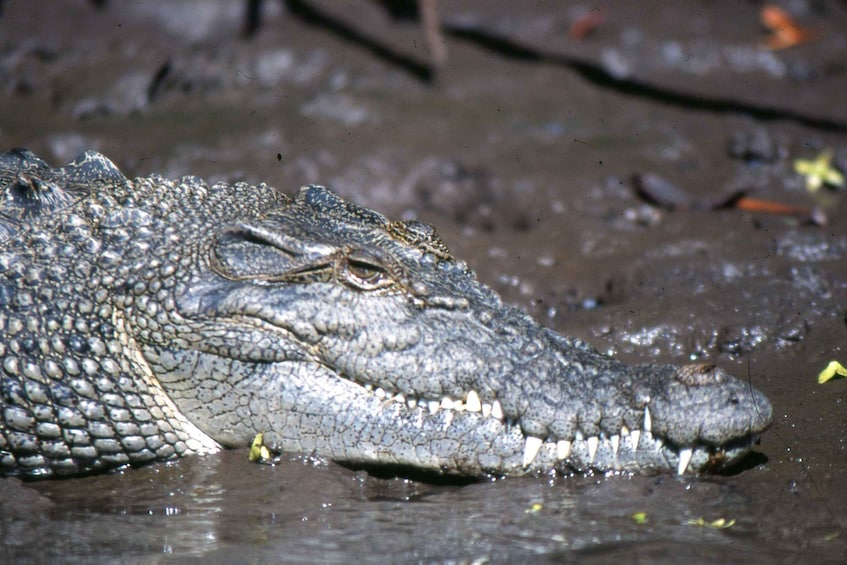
[674,363,721,386]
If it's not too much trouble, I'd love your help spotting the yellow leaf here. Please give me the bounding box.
[632,511,648,525]
[687,516,736,529]
[248,432,278,464]
[818,360,847,384]
[248,432,265,463]
[794,152,845,192]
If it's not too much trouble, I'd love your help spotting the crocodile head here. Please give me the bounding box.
[0,149,771,478]
[141,184,772,477]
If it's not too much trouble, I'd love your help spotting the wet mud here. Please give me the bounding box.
[1,1,846,562]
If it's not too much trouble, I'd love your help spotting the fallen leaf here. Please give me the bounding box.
[632,174,827,224]
[731,196,826,226]
[687,516,736,529]
[794,151,845,192]
[248,432,278,464]
[569,8,606,41]
[760,5,818,50]
[818,360,847,384]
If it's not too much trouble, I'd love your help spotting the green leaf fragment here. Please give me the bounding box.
[687,517,736,529]
[794,151,845,192]
[632,511,648,525]
[248,432,277,464]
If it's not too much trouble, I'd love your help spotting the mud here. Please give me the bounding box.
[1,1,845,562]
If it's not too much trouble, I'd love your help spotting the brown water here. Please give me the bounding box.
[0,450,837,562]
[1,1,845,562]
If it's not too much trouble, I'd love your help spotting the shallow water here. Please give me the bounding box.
[3,450,839,563]
[1,1,846,562]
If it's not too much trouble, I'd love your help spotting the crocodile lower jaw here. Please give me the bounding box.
[523,429,762,476]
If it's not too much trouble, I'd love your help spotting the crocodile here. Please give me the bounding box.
[0,149,773,479]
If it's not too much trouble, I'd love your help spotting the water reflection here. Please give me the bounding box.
[0,451,841,562]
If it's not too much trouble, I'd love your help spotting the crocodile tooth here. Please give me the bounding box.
[442,411,453,428]
[574,430,584,442]
[610,434,620,455]
[375,387,386,399]
[523,436,544,467]
[556,440,571,460]
[454,400,465,412]
[466,390,482,412]
[428,400,440,414]
[677,447,693,475]
[491,400,504,420]
[440,397,454,410]
[630,430,640,450]
[620,425,630,436]
[363,383,374,392]
[394,393,406,404]
[587,436,599,461]
[406,398,417,410]
[643,407,652,433]
[482,402,492,417]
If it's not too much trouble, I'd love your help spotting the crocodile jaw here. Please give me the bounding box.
[169,259,773,477]
[187,353,769,477]
[320,379,770,476]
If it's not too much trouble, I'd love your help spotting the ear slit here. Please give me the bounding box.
[217,224,303,257]
[212,223,335,282]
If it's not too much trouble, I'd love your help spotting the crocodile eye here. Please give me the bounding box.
[343,249,393,290]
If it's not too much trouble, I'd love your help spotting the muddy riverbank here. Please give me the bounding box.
[1,1,845,562]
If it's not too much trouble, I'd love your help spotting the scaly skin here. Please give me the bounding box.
[0,150,773,479]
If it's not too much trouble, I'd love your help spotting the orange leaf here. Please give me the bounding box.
[760,5,818,50]
[569,8,606,41]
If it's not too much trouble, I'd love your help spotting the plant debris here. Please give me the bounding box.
[760,5,819,50]
[632,173,826,224]
[730,196,827,226]
[794,151,845,192]
[818,360,847,384]
[687,516,736,529]
[248,432,280,465]
[569,8,607,41]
